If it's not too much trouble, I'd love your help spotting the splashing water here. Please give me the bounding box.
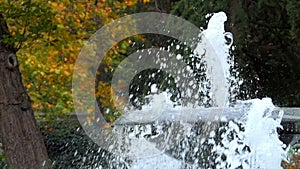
[212,98,287,169]
[195,11,233,107]
[78,11,288,169]
[243,99,287,168]
[121,11,287,169]
[125,97,287,168]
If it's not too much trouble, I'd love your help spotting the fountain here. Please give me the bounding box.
[111,12,287,169]
[73,11,299,169]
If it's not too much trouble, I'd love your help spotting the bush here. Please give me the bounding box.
[0,153,8,169]
[39,119,130,169]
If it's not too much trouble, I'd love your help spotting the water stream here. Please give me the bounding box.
[73,11,288,169]
[110,11,287,169]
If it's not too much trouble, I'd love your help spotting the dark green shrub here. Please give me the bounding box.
[0,153,8,169]
[39,119,130,169]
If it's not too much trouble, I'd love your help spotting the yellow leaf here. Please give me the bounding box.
[87,107,94,114]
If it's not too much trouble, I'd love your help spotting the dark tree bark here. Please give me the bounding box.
[0,14,51,169]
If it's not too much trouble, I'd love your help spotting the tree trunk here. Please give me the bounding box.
[0,15,51,169]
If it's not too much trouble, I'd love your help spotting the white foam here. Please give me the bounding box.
[113,11,287,169]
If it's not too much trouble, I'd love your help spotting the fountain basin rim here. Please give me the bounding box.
[112,107,300,125]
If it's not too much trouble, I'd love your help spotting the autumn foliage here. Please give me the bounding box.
[0,0,150,120]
